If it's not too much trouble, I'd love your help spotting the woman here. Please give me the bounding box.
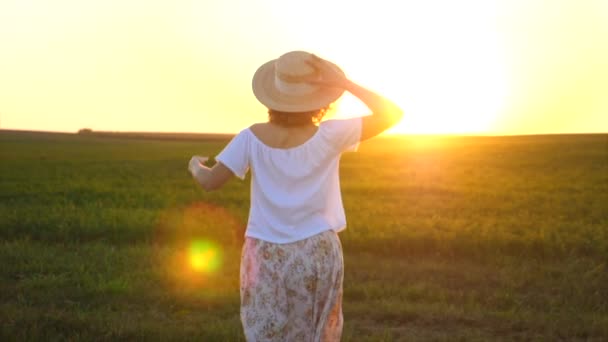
[188,51,402,341]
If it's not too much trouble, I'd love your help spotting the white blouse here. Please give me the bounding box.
[216,117,362,243]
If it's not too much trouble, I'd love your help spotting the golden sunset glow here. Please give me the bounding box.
[0,0,606,135]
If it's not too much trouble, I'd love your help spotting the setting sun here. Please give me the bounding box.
[327,1,510,135]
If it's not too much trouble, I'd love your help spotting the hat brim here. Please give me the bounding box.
[252,59,345,113]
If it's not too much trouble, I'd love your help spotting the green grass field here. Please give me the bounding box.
[1,130,607,341]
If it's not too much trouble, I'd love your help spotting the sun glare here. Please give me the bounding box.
[327,1,509,135]
[189,240,222,273]
[1,0,606,134]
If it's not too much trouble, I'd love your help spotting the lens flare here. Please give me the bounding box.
[153,201,243,293]
[189,240,221,273]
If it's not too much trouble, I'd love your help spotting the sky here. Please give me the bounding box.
[0,0,607,135]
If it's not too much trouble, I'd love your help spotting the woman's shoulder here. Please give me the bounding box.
[248,122,266,134]
[320,117,362,127]
[247,123,270,143]
[246,122,278,148]
[317,117,363,152]
[318,117,362,136]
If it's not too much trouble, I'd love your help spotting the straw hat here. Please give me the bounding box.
[252,51,345,112]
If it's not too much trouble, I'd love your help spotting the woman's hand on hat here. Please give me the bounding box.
[306,54,349,89]
[188,155,209,176]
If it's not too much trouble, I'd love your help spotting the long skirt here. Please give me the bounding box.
[240,230,344,342]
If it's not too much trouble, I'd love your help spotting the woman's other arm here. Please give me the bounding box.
[188,156,233,191]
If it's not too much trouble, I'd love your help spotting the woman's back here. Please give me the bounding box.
[215,118,362,244]
[249,122,318,149]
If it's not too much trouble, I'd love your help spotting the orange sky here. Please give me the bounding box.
[0,0,607,135]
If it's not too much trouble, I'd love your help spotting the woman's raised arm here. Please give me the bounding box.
[307,55,404,140]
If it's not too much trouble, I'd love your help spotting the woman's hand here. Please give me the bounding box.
[306,54,351,89]
[188,156,234,191]
[188,156,208,176]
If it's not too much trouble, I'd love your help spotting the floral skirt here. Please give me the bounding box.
[240,230,344,342]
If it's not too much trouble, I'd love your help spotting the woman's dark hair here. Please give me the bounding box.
[268,107,328,126]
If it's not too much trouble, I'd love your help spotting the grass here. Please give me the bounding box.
[0,130,607,341]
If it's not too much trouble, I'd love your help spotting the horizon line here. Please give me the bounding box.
[1,127,606,138]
